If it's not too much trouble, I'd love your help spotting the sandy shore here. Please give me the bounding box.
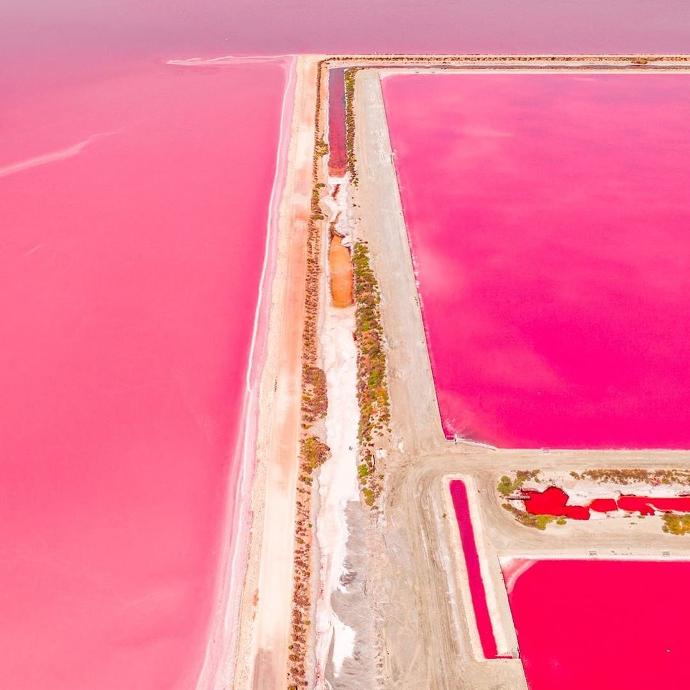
[232,55,323,690]
[313,301,358,685]
[193,55,297,690]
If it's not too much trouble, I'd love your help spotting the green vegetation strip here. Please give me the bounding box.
[353,241,390,506]
[288,60,330,690]
[570,468,690,485]
[344,68,359,185]
[501,503,561,531]
[301,365,327,428]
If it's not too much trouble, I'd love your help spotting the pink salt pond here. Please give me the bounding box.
[449,480,502,658]
[383,73,690,449]
[0,59,288,689]
[503,559,690,689]
[328,68,347,176]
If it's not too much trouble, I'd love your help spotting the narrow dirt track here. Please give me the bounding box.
[233,55,322,690]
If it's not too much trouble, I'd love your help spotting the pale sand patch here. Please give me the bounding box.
[314,302,359,685]
[499,558,536,596]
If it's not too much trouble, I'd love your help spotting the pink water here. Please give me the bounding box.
[4,0,690,684]
[0,60,287,689]
[383,73,690,449]
[328,68,347,176]
[504,559,690,689]
[449,481,501,658]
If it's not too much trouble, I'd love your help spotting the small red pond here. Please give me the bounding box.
[504,559,690,689]
[521,486,690,519]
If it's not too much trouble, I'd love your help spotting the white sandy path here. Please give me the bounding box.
[314,296,359,684]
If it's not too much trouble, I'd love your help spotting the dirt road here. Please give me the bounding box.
[233,55,322,690]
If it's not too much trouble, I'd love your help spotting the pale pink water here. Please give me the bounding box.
[504,559,690,689]
[383,73,690,448]
[0,60,287,689]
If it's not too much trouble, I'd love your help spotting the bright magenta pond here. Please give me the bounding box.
[449,480,501,658]
[503,559,690,689]
[383,73,690,449]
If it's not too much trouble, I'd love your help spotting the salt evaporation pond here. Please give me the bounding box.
[383,73,690,448]
[449,481,501,658]
[503,559,690,689]
[0,60,287,689]
[520,486,690,519]
[328,68,348,176]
